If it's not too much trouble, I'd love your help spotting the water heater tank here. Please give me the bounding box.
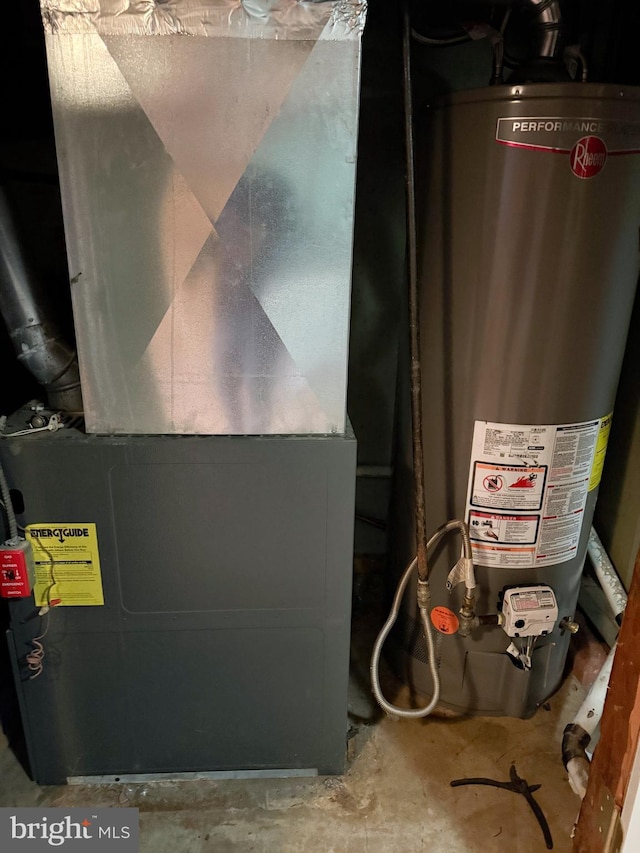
[395,83,640,717]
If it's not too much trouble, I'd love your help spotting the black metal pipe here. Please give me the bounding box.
[403,3,429,583]
[0,187,82,413]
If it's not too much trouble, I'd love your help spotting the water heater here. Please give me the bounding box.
[394,83,640,717]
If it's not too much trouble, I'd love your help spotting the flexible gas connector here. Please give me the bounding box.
[370,520,473,718]
[370,556,440,718]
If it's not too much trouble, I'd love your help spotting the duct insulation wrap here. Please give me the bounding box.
[40,0,366,434]
[393,83,640,717]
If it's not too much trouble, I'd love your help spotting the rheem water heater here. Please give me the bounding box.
[394,83,640,717]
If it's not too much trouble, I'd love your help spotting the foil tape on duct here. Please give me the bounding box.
[40,0,367,39]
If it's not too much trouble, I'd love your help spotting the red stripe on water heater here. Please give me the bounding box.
[496,139,640,156]
[495,139,569,153]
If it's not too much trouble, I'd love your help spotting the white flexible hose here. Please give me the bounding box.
[565,641,619,799]
[588,527,627,623]
[370,521,471,718]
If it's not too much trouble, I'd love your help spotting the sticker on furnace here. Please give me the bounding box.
[470,462,547,511]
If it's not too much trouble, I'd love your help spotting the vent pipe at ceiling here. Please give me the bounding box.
[528,0,563,58]
[509,0,570,83]
[0,188,82,414]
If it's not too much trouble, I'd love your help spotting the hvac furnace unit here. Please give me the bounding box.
[0,0,365,784]
[393,83,640,717]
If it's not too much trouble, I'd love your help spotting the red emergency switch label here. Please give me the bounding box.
[0,544,34,598]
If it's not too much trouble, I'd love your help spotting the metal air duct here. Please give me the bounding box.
[528,0,563,58]
[0,188,82,413]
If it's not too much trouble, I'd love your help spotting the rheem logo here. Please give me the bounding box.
[570,135,607,179]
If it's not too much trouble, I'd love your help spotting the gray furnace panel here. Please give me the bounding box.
[2,412,356,784]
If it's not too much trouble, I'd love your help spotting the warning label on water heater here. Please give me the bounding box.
[466,417,612,568]
[470,463,547,511]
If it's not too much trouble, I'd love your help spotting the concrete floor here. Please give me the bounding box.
[0,571,590,852]
[0,682,587,844]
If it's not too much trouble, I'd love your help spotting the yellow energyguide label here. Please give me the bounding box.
[25,523,104,607]
[589,412,613,492]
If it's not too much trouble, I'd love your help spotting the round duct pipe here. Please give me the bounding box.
[0,188,82,414]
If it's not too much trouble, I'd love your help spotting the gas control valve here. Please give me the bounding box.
[501,585,559,638]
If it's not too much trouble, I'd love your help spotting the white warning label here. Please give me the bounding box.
[466,417,608,568]
[469,511,539,545]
